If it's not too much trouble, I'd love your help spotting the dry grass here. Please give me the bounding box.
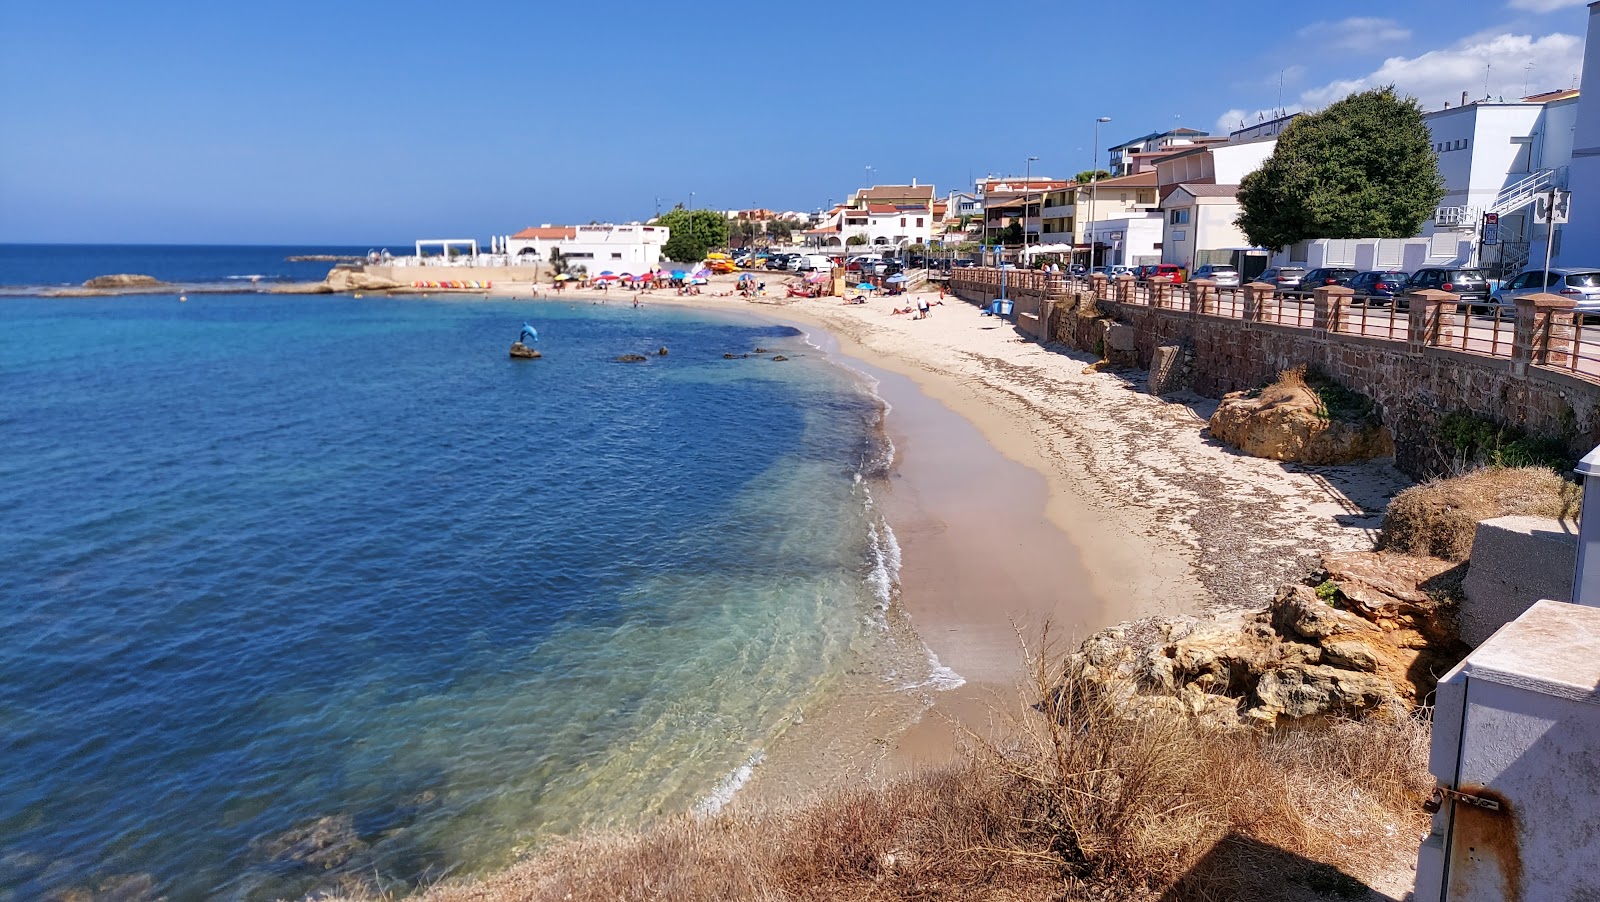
[324,631,1434,902]
[1379,465,1581,561]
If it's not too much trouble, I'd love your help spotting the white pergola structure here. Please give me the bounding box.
[415,239,479,259]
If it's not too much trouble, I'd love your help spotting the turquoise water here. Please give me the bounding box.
[0,292,918,899]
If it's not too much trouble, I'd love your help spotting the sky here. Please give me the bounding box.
[0,0,1592,245]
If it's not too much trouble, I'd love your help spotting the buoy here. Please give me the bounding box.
[179,296,187,302]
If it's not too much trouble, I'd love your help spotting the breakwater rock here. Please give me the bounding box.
[324,268,400,293]
[1208,369,1393,465]
[83,274,166,289]
[1065,551,1467,726]
[288,254,364,263]
[616,354,647,362]
[509,342,541,359]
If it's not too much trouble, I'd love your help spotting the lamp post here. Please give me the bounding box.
[1024,155,1038,263]
[1088,116,1111,268]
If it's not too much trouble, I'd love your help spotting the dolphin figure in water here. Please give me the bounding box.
[520,323,539,344]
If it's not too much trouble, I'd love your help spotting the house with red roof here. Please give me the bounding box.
[505,223,669,273]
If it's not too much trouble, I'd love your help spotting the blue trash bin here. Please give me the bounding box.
[990,299,1014,317]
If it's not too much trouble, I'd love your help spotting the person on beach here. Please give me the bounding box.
[915,298,929,319]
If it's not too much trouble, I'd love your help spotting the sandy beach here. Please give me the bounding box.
[473,271,1413,801]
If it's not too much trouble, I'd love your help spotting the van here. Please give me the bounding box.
[797,254,834,272]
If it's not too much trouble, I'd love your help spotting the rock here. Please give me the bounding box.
[82,274,165,289]
[754,347,769,353]
[254,814,366,871]
[723,353,739,359]
[1321,550,1455,614]
[509,342,541,359]
[323,268,400,293]
[657,346,669,356]
[617,354,647,362]
[87,873,159,902]
[771,355,789,361]
[1105,322,1137,352]
[1208,378,1393,465]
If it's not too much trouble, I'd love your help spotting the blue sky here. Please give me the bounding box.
[0,0,1590,244]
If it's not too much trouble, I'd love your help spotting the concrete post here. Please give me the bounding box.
[1114,273,1135,304]
[1150,281,1173,308]
[1242,282,1273,322]
[1513,292,1579,372]
[1090,272,1109,301]
[1312,285,1355,333]
[1574,445,1600,607]
[1406,289,1459,352]
[1189,279,1217,316]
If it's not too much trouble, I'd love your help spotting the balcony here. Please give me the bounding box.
[1042,204,1075,219]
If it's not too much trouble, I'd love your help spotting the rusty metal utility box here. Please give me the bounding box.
[1415,599,1600,900]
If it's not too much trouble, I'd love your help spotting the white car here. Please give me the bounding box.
[1192,264,1241,288]
[796,254,834,272]
[1492,268,1600,313]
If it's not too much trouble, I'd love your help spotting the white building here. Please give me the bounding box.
[506,223,669,272]
[1154,138,1278,269]
[1424,88,1580,273]
[804,185,937,249]
[1087,215,1165,267]
[1561,1,1600,266]
[1107,127,1215,177]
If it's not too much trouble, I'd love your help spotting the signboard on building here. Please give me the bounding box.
[1482,212,1499,246]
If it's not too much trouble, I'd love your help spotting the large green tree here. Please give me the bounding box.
[656,208,730,262]
[1236,86,1445,250]
[1074,169,1111,184]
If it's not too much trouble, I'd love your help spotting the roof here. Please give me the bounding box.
[1172,183,1241,198]
[867,203,899,214]
[511,226,578,240]
[1522,88,1580,104]
[1091,171,1158,188]
[859,184,936,200]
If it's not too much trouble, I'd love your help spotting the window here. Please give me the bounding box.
[916,217,924,227]
[1169,209,1190,225]
[611,252,623,259]
[900,217,907,227]
[1120,193,1128,202]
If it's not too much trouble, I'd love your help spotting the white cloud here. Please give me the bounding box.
[1295,17,1412,48]
[1297,30,1583,109]
[1507,0,1585,11]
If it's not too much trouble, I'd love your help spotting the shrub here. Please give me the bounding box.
[1437,410,1574,471]
[1380,466,1582,561]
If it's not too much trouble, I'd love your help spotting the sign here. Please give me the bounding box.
[1483,212,1500,246]
[1534,191,1572,225]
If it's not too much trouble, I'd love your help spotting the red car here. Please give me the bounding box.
[1147,263,1186,283]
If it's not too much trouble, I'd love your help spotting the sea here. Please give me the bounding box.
[0,245,950,900]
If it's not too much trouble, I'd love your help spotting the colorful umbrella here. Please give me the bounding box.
[599,270,615,276]
[693,268,711,279]
[885,273,908,283]
[856,282,876,291]
[555,274,573,281]
[672,271,686,279]
[738,273,753,281]
[804,273,827,283]
[594,273,619,281]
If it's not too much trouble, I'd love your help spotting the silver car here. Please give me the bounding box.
[1492,268,1600,312]
[1192,264,1241,288]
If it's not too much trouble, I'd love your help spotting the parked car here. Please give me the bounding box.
[1254,266,1306,292]
[953,259,977,268]
[1300,267,1359,293]
[766,254,792,271]
[1492,268,1600,313]
[1191,263,1241,288]
[1347,271,1411,305]
[795,254,834,272]
[1133,264,1158,280]
[1069,264,1089,276]
[1404,267,1493,313]
[908,254,927,268]
[1149,263,1186,283]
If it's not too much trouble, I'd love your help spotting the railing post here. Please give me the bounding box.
[1114,273,1135,304]
[1189,279,1217,316]
[1235,284,1273,324]
[1090,272,1109,301]
[1150,281,1173,308]
[1313,285,1355,333]
[1514,292,1579,371]
[1407,290,1459,352]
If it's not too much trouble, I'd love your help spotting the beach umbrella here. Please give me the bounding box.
[805,273,827,283]
[555,274,573,281]
[594,273,619,282]
[600,270,616,276]
[693,268,711,279]
[856,282,876,291]
[885,273,908,283]
[738,273,753,281]
[691,276,708,285]
[672,270,686,279]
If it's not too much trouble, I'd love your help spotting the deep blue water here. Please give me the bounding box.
[0,253,904,900]
[0,243,386,288]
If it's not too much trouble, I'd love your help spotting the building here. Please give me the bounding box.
[506,223,669,272]
[1033,172,1161,264]
[1424,88,1581,275]
[1106,127,1216,176]
[803,184,938,249]
[1566,2,1600,267]
[1154,138,1278,270]
[976,176,1069,246]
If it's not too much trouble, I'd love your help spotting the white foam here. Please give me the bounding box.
[694,751,765,817]
[899,644,967,692]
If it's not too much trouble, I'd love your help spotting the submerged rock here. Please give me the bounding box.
[617,354,647,362]
[723,353,739,360]
[771,355,789,361]
[82,274,166,289]
[254,814,367,872]
[509,342,541,359]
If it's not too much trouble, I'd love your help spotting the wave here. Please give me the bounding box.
[693,751,765,817]
[222,274,292,282]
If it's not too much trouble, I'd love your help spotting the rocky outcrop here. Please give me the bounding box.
[323,268,400,293]
[82,274,166,289]
[509,342,541,359]
[1208,373,1393,465]
[252,814,367,871]
[617,354,647,362]
[1066,551,1468,725]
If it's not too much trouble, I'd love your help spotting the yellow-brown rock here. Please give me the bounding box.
[1208,374,1393,464]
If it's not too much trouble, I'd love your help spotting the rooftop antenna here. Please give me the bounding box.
[1278,70,1285,116]
[1524,62,1534,98]
[1485,62,1492,100]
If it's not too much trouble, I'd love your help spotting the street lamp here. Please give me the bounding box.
[1089,117,1111,268]
[1024,156,1039,261]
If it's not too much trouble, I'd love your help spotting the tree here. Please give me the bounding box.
[1237,86,1445,250]
[1001,222,1023,245]
[656,208,730,262]
[548,248,567,276]
[847,235,868,247]
[1075,169,1111,184]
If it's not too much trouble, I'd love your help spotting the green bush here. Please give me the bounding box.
[1437,411,1574,472]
